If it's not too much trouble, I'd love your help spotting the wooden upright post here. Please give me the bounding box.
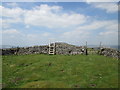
[85,41,88,55]
[99,42,102,55]
[99,42,102,49]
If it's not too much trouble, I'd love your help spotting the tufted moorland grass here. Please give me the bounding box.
[2,54,118,88]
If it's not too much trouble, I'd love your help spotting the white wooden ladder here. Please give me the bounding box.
[49,42,55,55]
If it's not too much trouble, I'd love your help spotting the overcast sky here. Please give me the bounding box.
[0,2,118,46]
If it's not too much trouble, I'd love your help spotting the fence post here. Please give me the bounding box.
[99,42,102,55]
[85,41,88,55]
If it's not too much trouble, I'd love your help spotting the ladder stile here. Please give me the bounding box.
[49,42,55,55]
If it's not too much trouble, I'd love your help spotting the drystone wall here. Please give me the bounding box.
[55,43,86,55]
[1,43,119,59]
[1,45,49,55]
[1,43,86,55]
[17,45,49,55]
[99,48,120,59]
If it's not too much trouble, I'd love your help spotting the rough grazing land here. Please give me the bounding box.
[2,54,118,88]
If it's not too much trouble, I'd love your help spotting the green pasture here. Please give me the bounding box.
[2,54,118,88]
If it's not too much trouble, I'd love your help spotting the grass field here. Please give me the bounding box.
[2,54,118,88]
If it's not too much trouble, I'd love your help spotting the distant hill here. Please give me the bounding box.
[110,45,119,49]
[55,42,77,47]
[0,45,17,49]
[88,45,119,50]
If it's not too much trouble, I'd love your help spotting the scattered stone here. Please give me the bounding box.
[99,77,102,78]
[48,63,52,66]
[34,79,39,81]
[74,84,80,88]
[60,69,65,72]
[10,77,22,85]
[89,84,96,87]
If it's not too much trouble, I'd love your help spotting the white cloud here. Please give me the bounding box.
[2,29,20,34]
[0,18,15,29]
[1,17,23,29]
[26,34,38,40]
[1,4,88,28]
[91,2,118,13]
[0,18,2,29]
[25,25,30,29]
[3,18,22,24]
[99,30,118,45]
[34,4,62,12]
[86,0,119,3]
[1,6,24,18]
[1,3,118,46]
[42,32,51,37]
[99,20,118,36]
[98,21,118,45]
[2,19,118,46]
[2,29,53,46]
[60,19,118,45]
[62,29,89,39]
[106,22,118,29]
[77,20,117,30]
[99,31,117,36]
[1,0,119,2]
[24,4,88,28]
[2,29,26,46]
[2,4,116,29]
[6,2,18,7]
[1,5,24,28]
